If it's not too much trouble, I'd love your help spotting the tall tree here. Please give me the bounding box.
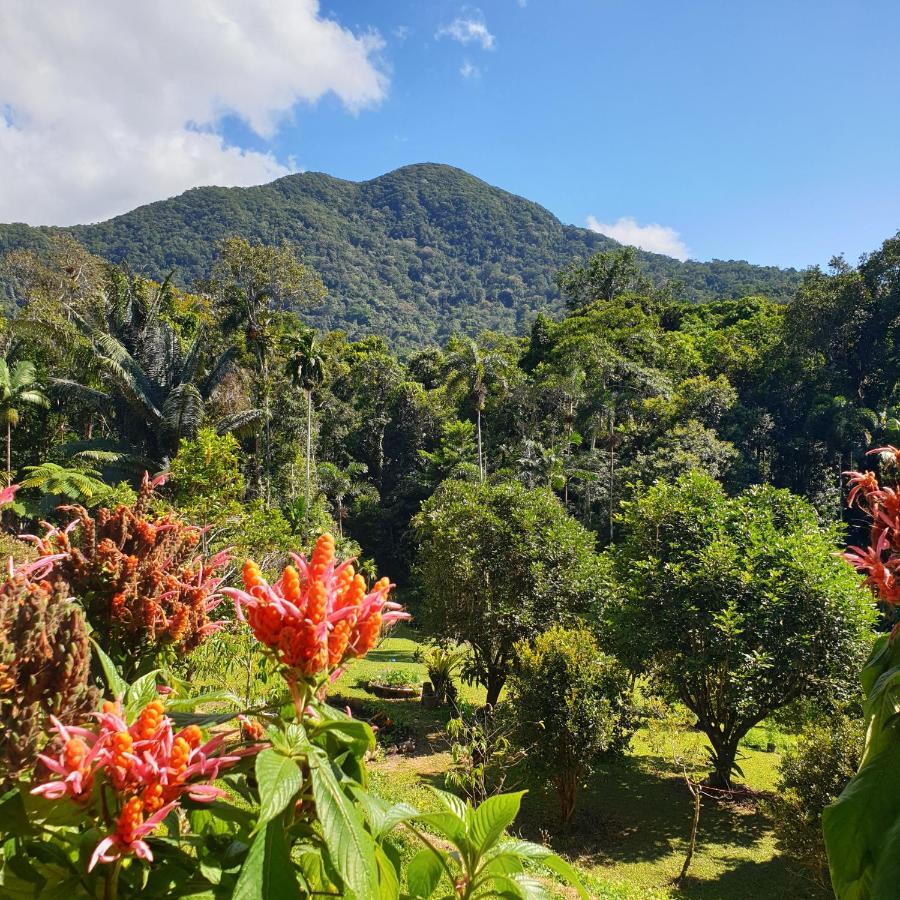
[443,337,515,481]
[284,326,326,522]
[415,479,607,704]
[211,237,325,501]
[0,359,48,479]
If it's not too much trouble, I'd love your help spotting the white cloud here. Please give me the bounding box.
[586,215,690,260]
[460,60,481,79]
[0,0,388,225]
[437,13,495,50]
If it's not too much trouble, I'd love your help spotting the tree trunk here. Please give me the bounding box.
[5,419,10,482]
[677,783,702,885]
[555,769,579,824]
[705,732,740,789]
[484,669,505,706]
[305,389,313,528]
[476,407,484,482]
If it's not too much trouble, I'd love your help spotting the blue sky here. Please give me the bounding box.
[2,1,899,269]
[267,0,900,268]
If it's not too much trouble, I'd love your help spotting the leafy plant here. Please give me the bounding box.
[373,668,419,689]
[445,706,524,804]
[824,450,900,898]
[0,560,97,785]
[423,642,466,706]
[403,788,587,899]
[508,626,634,822]
[30,472,228,678]
[772,713,863,888]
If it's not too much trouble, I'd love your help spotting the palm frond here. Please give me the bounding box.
[48,378,112,408]
[215,408,264,437]
[200,346,238,398]
[161,383,204,442]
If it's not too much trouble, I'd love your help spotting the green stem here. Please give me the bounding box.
[104,859,122,900]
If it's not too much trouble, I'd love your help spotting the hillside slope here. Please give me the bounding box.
[0,163,802,349]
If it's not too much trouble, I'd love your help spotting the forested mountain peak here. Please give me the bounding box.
[0,163,802,350]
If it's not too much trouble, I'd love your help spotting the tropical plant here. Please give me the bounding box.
[48,270,260,468]
[415,479,608,704]
[30,473,228,679]
[423,642,466,707]
[0,532,587,899]
[284,325,326,522]
[0,358,48,479]
[0,559,96,785]
[824,448,900,898]
[508,625,634,822]
[443,337,515,481]
[19,461,112,511]
[613,471,874,788]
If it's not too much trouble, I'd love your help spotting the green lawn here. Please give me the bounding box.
[327,626,828,900]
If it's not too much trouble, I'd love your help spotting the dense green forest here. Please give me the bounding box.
[0,164,803,350]
[1,225,897,898]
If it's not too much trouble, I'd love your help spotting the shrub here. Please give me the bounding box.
[30,473,228,679]
[0,562,97,784]
[772,714,863,887]
[508,625,634,822]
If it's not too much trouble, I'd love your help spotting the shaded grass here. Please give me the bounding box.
[325,626,826,900]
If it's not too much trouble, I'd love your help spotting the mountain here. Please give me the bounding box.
[0,163,802,350]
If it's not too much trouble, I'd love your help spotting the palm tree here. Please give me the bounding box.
[0,359,49,480]
[284,327,326,521]
[443,338,514,482]
[43,271,260,472]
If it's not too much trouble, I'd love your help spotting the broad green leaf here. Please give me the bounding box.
[89,637,127,698]
[375,844,401,900]
[254,749,302,832]
[232,818,302,900]
[124,670,162,716]
[164,689,242,712]
[469,791,525,853]
[308,749,379,899]
[430,786,468,821]
[414,812,468,846]
[0,788,33,838]
[406,847,444,899]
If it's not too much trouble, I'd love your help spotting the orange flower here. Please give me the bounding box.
[224,533,408,680]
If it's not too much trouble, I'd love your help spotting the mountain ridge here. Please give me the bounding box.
[0,163,803,349]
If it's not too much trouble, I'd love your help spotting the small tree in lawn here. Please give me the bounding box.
[508,626,634,822]
[612,472,873,788]
[414,479,608,705]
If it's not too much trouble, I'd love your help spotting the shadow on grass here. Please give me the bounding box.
[676,856,829,900]
[515,756,770,868]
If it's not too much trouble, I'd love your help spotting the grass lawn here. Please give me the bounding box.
[327,625,829,900]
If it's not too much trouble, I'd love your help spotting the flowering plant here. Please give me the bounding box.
[825,447,900,899]
[0,533,588,899]
[28,473,228,678]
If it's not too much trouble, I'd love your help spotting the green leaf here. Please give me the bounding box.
[89,637,127,698]
[406,847,444,899]
[308,750,379,899]
[469,791,525,853]
[254,749,303,832]
[232,818,301,900]
[375,844,401,900]
[430,787,468,821]
[124,670,162,715]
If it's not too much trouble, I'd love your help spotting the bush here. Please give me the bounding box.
[508,625,634,822]
[771,714,864,887]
